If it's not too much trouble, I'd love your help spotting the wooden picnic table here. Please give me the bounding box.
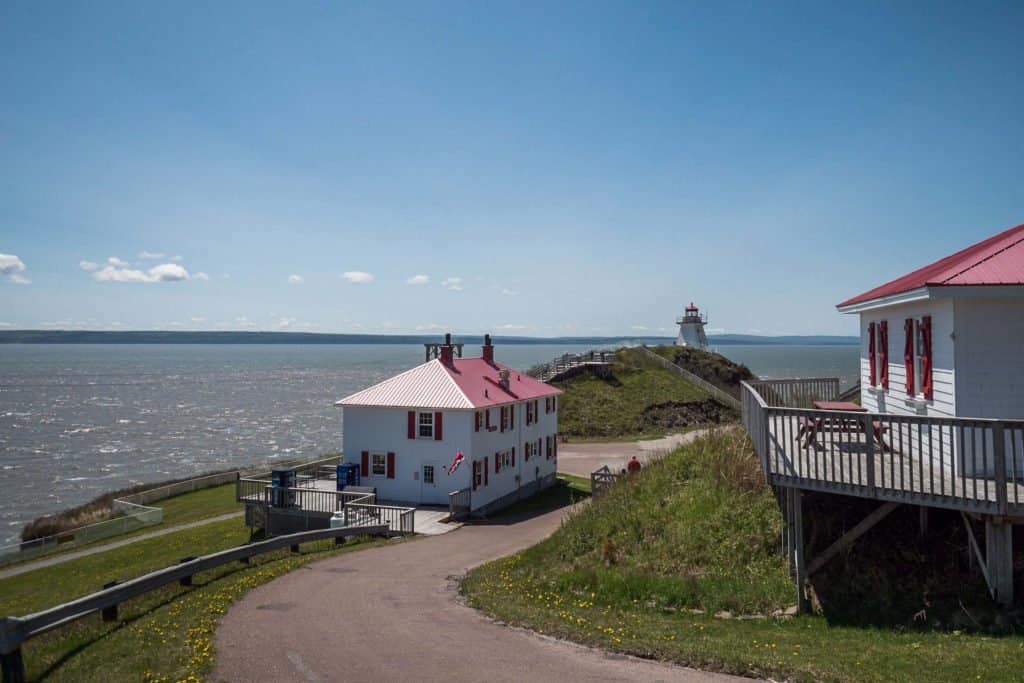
[798,401,890,451]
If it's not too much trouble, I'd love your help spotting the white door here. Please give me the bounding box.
[420,462,444,505]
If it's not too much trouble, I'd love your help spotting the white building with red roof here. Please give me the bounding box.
[837,221,1024,423]
[335,334,562,513]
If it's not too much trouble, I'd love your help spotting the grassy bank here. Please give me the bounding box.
[0,514,391,681]
[461,431,1024,682]
[554,347,734,440]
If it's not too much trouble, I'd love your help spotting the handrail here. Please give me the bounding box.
[0,524,387,680]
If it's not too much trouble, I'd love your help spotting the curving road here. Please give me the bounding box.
[215,431,745,682]
[215,504,744,683]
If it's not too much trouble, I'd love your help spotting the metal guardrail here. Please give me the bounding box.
[0,524,387,683]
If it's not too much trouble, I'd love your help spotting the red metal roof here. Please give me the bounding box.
[445,358,561,407]
[335,356,561,409]
[838,222,1024,308]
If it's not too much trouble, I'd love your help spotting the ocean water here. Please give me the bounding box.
[0,342,858,544]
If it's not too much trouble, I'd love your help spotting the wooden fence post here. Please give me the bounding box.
[100,581,119,622]
[992,423,1007,516]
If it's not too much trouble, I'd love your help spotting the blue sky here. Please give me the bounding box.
[2,1,1022,337]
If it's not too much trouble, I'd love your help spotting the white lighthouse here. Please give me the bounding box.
[675,302,709,350]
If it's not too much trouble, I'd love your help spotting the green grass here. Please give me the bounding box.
[3,483,245,569]
[492,474,592,517]
[461,431,1024,682]
[0,514,393,681]
[555,347,719,439]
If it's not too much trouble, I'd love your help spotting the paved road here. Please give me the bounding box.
[215,503,745,683]
[0,511,245,580]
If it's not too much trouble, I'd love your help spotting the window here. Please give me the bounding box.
[473,460,482,489]
[495,450,512,471]
[423,464,434,485]
[372,453,386,476]
[525,441,534,460]
[475,411,483,432]
[418,412,434,438]
[526,401,533,425]
[501,406,509,431]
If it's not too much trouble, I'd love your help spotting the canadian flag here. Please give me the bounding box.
[447,451,465,475]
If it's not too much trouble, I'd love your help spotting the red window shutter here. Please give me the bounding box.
[361,451,369,477]
[494,453,500,474]
[904,318,915,396]
[510,404,514,429]
[554,435,558,459]
[472,461,478,491]
[434,412,443,441]
[386,452,395,479]
[484,460,489,486]
[512,447,516,467]
[485,409,491,430]
[534,400,539,420]
[879,321,889,389]
[537,437,541,457]
[407,411,416,439]
[475,411,480,432]
[921,316,933,400]
[868,322,877,386]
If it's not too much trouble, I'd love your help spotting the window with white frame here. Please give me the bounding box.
[497,450,512,469]
[500,406,509,431]
[418,412,434,438]
[372,453,386,476]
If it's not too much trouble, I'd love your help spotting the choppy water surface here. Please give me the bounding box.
[0,342,857,544]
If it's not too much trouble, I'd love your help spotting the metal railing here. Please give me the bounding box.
[448,489,471,521]
[740,379,1024,516]
[0,524,387,683]
[638,346,742,410]
[534,350,615,382]
[341,503,415,535]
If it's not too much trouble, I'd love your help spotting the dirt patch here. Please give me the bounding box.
[640,400,734,430]
[666,347,755,398]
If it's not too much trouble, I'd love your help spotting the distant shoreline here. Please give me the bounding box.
[0,330,858,346]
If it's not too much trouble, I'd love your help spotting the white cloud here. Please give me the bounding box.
[94,262,190,283]
[107,256,130,268]
[406,274,430,285]
[79,260,98,271]
[274,317,295,329]
[746,329,762,335]
[500,288,516,296]
[498,324,527,330]
[167,321,185,327]
[171,255,183,262]
[706,327,726,335]
[441,277,462,291]
[138,251,165,260]
[342,271,374,285]
[631,325,649,331]
[234,316,257,329]
[190,317,206,323]
[0,322,12,327]
[288,274,304,285]
[110,321,126,327]
[193,272,210,281]
[0,253,28,284]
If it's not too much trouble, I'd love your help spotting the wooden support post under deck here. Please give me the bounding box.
[790,489,810,613]
[985,517,1014,607]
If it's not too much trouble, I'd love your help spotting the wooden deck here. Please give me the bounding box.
[742,379,1024,518]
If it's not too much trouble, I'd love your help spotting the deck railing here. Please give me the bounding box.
[342,503,416,535]
[741,380,1024,516]
[448,488,471,520]
[590,465,623,497]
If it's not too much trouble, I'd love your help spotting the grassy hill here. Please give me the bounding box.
[461,431,1024,682]
[552,347,740,440]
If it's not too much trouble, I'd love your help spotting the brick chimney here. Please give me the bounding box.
[440,333,454,365]
[482,333,494,363]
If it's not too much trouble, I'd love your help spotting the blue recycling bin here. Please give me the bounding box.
[271,468,296,507]
[336,463,361,491]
